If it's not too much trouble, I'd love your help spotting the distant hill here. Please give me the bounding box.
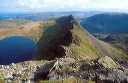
[16,11,103,21]
[16,13,51,21]
[80,13,128,34]
[0,11,103,22]
[0,13,22,20]
[0,19,31,28]
[0,16,10,20]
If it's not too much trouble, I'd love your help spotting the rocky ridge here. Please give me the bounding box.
[33,15,127,60]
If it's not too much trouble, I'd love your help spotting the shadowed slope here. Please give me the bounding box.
[81,13,128,34]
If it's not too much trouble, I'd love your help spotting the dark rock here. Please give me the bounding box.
[102,80,115,83]
[117,67,124,72]
[34,59,59,82]
[34,72,49,81]
[121,79,128,83]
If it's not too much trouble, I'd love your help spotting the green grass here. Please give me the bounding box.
[101,41,127,61]
[39,78,86,83]
[113,43,128,55]
[68,24,101,59]
[58,65,77,75]
[0,79,6,83]
[86,81,95,83]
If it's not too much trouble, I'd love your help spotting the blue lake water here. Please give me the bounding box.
[0,36,37,65]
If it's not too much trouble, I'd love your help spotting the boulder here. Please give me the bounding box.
[34,59,59,81]
[98,56,120,68]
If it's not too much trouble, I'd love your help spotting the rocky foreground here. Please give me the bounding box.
[0,56,127,83]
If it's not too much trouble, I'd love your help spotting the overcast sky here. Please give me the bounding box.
[0,0,128,12]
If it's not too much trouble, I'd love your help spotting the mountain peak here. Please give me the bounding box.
[68,15,75,20]
[33,16,126,60]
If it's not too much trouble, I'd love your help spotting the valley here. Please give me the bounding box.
[94,34,128,55]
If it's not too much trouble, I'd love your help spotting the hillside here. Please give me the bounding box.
[80,13,128,34]
[33,15,127,61]
[0,19,31,29]
[0,19,41,40]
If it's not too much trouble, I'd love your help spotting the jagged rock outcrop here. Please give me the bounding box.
[33,15,127,60]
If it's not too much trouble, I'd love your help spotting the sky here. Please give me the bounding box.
[0,0,128,13]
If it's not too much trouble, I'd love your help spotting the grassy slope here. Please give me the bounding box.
[72,23,127,60]
[66,23,101,59]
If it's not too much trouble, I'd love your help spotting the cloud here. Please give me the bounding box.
[17,0,89,9]
[90,0,128,9]
[0,0,128,12]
